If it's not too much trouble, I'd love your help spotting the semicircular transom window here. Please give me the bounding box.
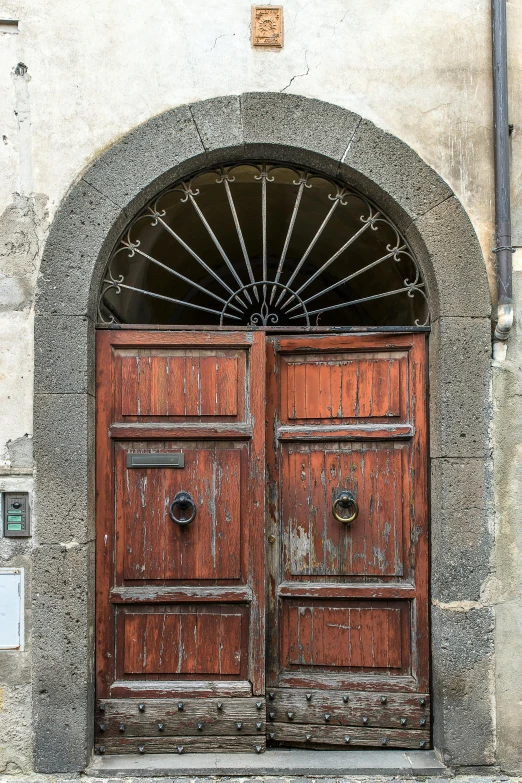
[99,162,429,328]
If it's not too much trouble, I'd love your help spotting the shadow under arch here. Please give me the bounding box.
[33,93,493,773]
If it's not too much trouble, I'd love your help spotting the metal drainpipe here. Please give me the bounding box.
[492,0,514,361]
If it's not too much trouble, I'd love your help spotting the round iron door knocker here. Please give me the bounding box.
[169,491,197,526]
[332,490,359,524]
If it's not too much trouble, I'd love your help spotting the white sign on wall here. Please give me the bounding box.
[0,568,24,650]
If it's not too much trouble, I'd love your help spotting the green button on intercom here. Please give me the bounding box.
[7,515,22,522]
[7,523,23,531]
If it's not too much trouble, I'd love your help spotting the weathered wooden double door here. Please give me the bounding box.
[95,330,429,755]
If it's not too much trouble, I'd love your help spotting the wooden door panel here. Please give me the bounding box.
[97,329,428,754]
[120,354,239,417]
[119,606,247,678]
[115,347,246,423]
[116,443,244,582]
[268,723,428,749]
[266,333,429,750]
[97,697,266,735]
[282,443,405,577]
[282,600,408,672]
[97,735,266,754]
[281,351,407,423]
[96,330,266,754]
[269,688,430,728]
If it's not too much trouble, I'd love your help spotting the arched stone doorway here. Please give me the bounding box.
[33,93,492,772]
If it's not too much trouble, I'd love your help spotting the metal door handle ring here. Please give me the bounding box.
[169,491,197,526]
[333,491,359,524]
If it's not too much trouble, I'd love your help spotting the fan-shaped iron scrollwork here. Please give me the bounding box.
[98,162,429,328]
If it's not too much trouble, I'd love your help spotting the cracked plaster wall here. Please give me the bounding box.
[0,0,521,773]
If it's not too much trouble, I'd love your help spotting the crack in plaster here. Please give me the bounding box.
[280,51,310,93]
[204,33,235,53]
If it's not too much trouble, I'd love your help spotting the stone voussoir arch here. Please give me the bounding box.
[33,93,493,772]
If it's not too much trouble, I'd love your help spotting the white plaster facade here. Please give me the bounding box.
[0,0,521,774]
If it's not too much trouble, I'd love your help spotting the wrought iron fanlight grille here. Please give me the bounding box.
[98,163,429,327]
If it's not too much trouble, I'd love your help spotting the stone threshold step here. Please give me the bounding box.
[87,748,447,777]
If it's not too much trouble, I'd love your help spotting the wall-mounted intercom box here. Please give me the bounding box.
[2,492,31,537]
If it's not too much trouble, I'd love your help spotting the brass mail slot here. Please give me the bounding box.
[126,453,185,468]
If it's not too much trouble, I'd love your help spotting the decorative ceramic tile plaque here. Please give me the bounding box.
[252,6,283,48]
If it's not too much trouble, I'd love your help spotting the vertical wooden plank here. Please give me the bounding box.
[372,603,388,670]
[144,613,164,673]
[196,612,220,674]
[199,356,218,415]
[248,330,266,694]
[137,355,153,416]
[371,360,386,416]
[341,359,358,417]
[292,362,307,419]
[318,361,333,419]
[123,613,147,674]
[324,447,341,575]
[330,360,343,418]
[386,608,403,669]
[286,360,296,420]
[159,613,181,674]
[121,458,166,581]
[360,607,375,668]
[410,333,429,689]
[218,611,243,675]
[185,355,200,415]
[195,447,214,580]
[216,357,238,416]
[166,449,197,580]
[120,356,139,416]
[309,447,326,575]
[303,361,321,418]
[323,605,348,667]
[96,331,116,697]
[181,611,198,674]
[350,447,366,576]
[150,356,169,416]
[215,448,242,579]
[167,355,186,415]
[356,358,372,417]
[285,448,310,576]
[350,607,364,667]
[387,357,400,416]
[265,338,281,687]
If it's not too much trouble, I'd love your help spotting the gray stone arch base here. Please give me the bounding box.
[33,93,492,772]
